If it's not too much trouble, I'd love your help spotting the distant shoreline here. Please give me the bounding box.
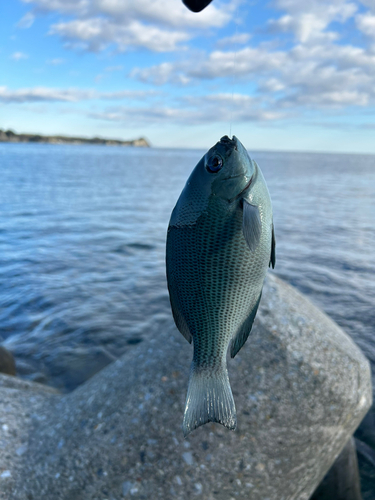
[0,129,150,147]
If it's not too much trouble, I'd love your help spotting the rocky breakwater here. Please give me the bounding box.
[0,274,371,500]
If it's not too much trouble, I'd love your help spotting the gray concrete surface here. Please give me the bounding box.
[310,437,362,500]
[0,274,372,500]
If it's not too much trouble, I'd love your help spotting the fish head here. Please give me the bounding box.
[204,136,255,202]
[169,136,255,228]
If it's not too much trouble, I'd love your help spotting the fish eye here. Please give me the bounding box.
[206,155,223,173]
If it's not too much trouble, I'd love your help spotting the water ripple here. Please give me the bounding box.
[0,144,374,398]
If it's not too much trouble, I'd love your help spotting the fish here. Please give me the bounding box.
[166,135,275,437]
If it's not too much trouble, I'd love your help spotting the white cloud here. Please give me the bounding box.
[0,86,157,103]
[267,13,338,43]
[10,52,29,61]
[280,88,369,108]
[132,37,375,112]
[358,0,375,11]
[194,47,287,78]
[21,0,89,15]
[50,18,190,52]
[141,46,288,82]
[22,0,230,28]
[15,0,375,131]
[87,92,285,127]
[16,12,35,29]
[260,78,286,92]
[216,32,251,47]
[130,62,192,85]
[267,0,357,43]
[21,0,232,52]
[91,0,230,29]
[46,58,65,65]
[356,12,375,37]
[132,46,287,85]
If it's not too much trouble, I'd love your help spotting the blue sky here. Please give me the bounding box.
[2,0,375,151]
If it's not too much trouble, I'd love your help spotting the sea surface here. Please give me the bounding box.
[0,143,375,491]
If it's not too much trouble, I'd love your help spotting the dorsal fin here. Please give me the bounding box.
[269,222,276,269]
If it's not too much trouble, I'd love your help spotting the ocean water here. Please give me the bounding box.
[0,143,375,490]
[1,143,374,376]
[2,143,374,389]
[0,144,375,382]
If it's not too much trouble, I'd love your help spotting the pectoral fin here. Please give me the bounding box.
[242,200,261,252]
[230,293,262,358]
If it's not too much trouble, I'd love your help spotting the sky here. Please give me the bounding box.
[2,0,375,152]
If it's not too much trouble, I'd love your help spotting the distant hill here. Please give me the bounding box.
[0,129,150,147]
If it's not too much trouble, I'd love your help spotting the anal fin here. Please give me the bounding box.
[230,292,262,358]
[168,286,192,343]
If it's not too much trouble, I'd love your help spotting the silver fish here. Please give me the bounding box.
[166,135,275,437]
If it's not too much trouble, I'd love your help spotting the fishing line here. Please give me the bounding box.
[229,4,240,138]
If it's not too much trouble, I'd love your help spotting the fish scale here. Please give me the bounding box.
[166,135,275,436]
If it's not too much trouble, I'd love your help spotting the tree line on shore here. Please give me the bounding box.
[0,128,150,147]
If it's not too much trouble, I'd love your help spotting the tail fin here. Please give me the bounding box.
[182,362,237,437]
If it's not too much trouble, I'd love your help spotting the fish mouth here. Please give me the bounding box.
[220,135,238,150]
